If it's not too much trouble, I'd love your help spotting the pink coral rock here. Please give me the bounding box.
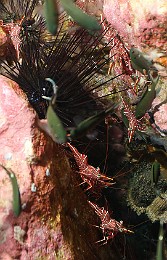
[103,0,167,49]
[154,104,167,131]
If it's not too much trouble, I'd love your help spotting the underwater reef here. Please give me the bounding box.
[0,0,167,259]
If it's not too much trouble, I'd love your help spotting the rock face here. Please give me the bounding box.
[154,102,167,132]
[0,75,118,259]
[103,0,167,49]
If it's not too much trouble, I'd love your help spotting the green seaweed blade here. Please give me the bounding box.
[70,105,116,139]
[60,0,101,31]
[47,104,67,143]
[0,164,21,217]
[156,221,164,260]
[44,0,58,35]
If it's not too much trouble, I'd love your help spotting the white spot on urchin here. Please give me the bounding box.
[31,183,37,192]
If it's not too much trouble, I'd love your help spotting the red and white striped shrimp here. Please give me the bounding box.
[67,142,114,192]
[89,201,133,244]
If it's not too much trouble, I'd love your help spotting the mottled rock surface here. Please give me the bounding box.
[103,0,167,49]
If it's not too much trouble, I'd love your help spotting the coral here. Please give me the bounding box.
[154,103,167,132]
[127,162,156,214]
[103,0,167,49]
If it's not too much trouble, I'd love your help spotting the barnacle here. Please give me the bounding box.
[127,161,167,222]
[127,162,156,214]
